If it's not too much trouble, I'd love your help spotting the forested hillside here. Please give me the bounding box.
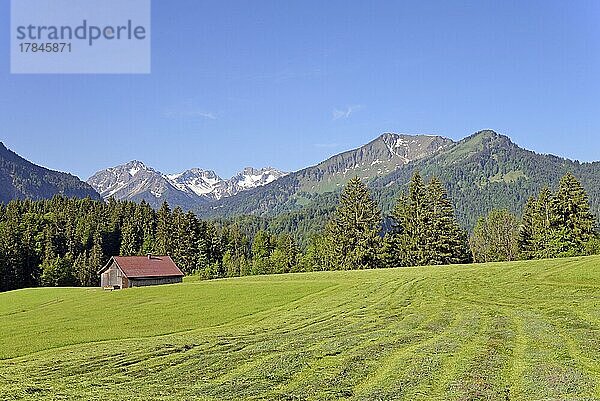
[1,169,597,292]
[374,130,600,229]
[0,142,100,203]
[204,131,600,233]
[1,131,599,293]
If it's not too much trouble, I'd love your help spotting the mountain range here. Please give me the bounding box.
[1,131,599,231]
[193,133,454,215]
[85,133,453,213]
[192,130,600,229]
[87,161,286,209]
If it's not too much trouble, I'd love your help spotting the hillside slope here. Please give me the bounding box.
[196,133,452,217]
[2,256,600,400]
[0,142,100,203]
[374,130,600,228]
[202,130,600,231]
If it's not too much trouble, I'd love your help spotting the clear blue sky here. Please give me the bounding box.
[1,0,599,179]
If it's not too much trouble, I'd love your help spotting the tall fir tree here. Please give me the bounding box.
[251,230,275,275]
[550,172,596,256]
[120,217,142,256]
[386,172,470,267]
[155,202,172,256]
[139,201,156,255]
[19,213,43,288]
[323,177,381,270]
[520,174,597,259]
[86,231,104,286]
[520,187,555,259]
[426,176,470,265]
[220,224,249,278]
[394,171,429,266]
[271,234,299,274]
[171,211,200,275]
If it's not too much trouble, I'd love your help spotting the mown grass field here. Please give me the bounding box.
[1,256,600,400]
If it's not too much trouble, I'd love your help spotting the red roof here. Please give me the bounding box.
[112,256,184,278]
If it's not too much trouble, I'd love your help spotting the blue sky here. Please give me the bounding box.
[1,0,599,179]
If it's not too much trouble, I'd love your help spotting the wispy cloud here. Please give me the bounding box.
[332,105,362,121]
[163,110,217,120]
[163,100,218,121]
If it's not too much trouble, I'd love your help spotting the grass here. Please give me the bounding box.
[1,256,600,400]
[490,170,527,184]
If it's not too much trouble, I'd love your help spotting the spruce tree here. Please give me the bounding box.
[519,188,555,259]
[137,201,156,255]
[520,175,596,259]
[550,172,596,255]
[86,231,104,286]
[20,213,43,287]
[323,177,381,270]
[536,187,556,258]
[426,176,470,265]
[120,217,142,256]
[386,172,470,267]
[40,254,77,287]
[251,230,275,274]
[74,252,89,286]
[271,234,299,273]
[0,219,22,291]
[519,196,537,259]
[395,171,429,266]
[220,225,250,278]
[299,234,328,272]
[380,232,407,268]
[155,202,172,255]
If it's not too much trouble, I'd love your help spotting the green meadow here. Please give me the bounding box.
[2,256,600,400]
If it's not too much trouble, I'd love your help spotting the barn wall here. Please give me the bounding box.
[129,276,182,287]
[100,261,124,288]
[100,272,109,287]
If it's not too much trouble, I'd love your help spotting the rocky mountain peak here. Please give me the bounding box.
[170,168,221,182]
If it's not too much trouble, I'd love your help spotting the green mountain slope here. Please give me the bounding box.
[196,133,452,217]
[373,130,600,228]
[0,142,100,203]
[1,256,600,400]
[198,130,600,231]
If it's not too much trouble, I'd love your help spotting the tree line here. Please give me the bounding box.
[0,171,598,291]
[470,172,599,262]
[309,171,598,271]
[0,196,304,291]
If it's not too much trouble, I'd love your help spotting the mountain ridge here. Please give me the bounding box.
[194,130,600,230]
[4,130,598,233]
[87,161,286,209]
[0,141,101,203]
[194,133,457,217]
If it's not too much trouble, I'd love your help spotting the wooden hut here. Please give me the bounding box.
[98,255,183,289]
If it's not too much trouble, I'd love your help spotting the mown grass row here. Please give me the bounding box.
[1,256,600,400]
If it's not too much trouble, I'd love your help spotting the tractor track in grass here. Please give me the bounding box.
[0,281,339,362]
